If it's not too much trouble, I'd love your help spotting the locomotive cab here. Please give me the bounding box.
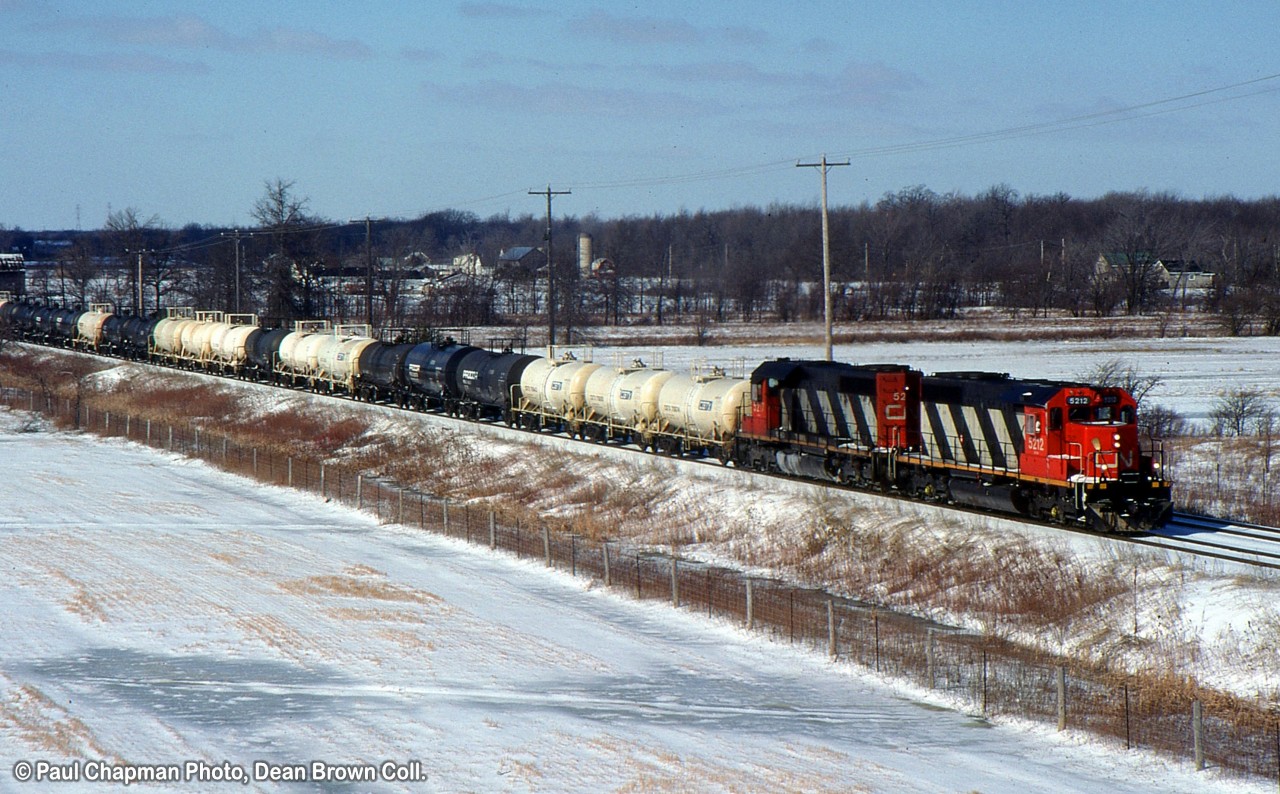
[1018,386,1140,482]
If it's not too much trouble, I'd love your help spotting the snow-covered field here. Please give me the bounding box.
[0,411,1264,792]
[583,333,1280,425]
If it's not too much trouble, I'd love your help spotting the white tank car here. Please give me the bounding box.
[164,318,199,355]
[608,367,675,428]
[316,333,378,386]
[207,321,234,360]
[76,310,112,347]
[298,332,331,376]
[186,319,220,361]
[214,324,257,366]
[520,356,601,416]
[583,365,625,420]
[689,376,751,439]
[177,317,203,358]
[277,330,312,373]
[151,316,185,354]
[656,373,751,441]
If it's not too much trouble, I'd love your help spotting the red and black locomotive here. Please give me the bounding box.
[733,360,1171,532]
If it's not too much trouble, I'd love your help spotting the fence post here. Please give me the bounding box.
[319,462,326,497]
[222,437,228,463]
[489,510,496,549]
[253,448,258,475]
[1193,700,1205,771]
[981,650,988,716]
[194,427,199,453]
[1119,683,1130,749]
[571,535,576,577]
[357,474,363,510]
[443,500,450,534]
[745,579,754,630]
[789,591,795,643]
[1057,666,1067,731]
[146,419,151,445]
[168,425,173,451]
[398,488,404,524]
[926,628,935,688]
[287,457,293,487]
[671,558,679,607]
[542,526,551,566]
[827,599,836,659]
[874,610,880,672]
[603,541,611,587]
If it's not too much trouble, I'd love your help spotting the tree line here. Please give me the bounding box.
[4,180,1279,333]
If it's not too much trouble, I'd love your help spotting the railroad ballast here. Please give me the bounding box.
[0,298,1173,532]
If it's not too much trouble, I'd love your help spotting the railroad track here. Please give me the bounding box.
[1129,511,1280,570]
[19,341,1280,572]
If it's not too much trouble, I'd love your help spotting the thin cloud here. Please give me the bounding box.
[829,61,924,105]
[721,25,771,49]
[424,79,717,119]
[568,11,704,47]
[402,47,443,63]
[567,11,768,49]
[645,59,922,106]
[457,3,542,20]
[648,60,807,88]
[0,48,207,74]
[44,13,372,59]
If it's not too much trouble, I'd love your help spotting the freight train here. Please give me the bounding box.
[0,297,1173,532]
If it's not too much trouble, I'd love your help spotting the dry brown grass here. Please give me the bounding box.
[7,343,1273,710]
[279,569,441,605]
[1,683,115,759]
[1166,435,1280,523]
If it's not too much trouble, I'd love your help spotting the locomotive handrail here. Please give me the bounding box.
[1066,441,1084,473]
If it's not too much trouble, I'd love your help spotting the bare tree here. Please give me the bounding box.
[105,207,163,315]
[250,178,324,321]
[1099,191,1185,315]
[1084,359,1162,407]
[1210,388,1269,437]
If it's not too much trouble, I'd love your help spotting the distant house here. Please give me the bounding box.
[1095,251,1158,280]
[1155,259,1215,292]
[1094,252,1215,292]
[497,246,544,275]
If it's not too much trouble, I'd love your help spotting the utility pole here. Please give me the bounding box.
[220,230,251,313]
[363,217,374,327]
[529,186,570,346]
[125,248,154,317]
[346,217,382,327]
[797,154,849,361]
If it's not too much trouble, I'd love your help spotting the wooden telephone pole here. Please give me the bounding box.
[797,155,849,361]
[530,186,571,345]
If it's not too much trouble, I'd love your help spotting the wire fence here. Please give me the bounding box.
[6,384,1280,785]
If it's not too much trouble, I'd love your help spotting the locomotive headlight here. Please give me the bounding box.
[1113,433,1121,442]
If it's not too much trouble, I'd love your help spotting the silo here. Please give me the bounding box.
[578,232,592,278]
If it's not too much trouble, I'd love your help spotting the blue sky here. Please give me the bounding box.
[2,1,1278,230]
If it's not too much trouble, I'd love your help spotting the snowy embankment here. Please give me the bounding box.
[0,411,1257,793]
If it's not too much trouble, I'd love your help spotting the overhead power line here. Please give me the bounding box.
[572,71,1280,195]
